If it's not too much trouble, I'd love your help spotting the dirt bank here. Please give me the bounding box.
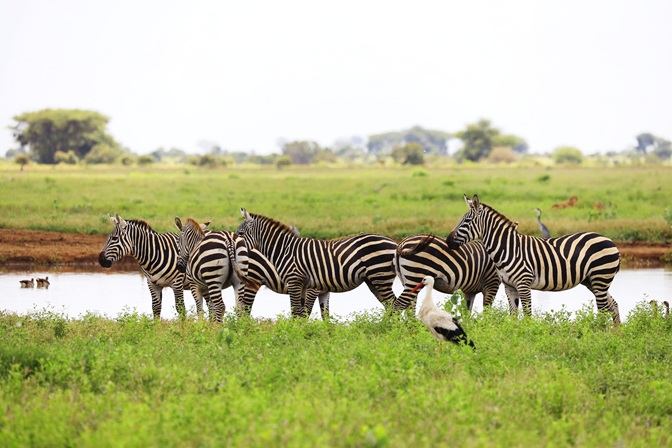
[0,229,670,269]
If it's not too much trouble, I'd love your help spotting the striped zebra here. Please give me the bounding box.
[236,209,398,317]
[174,217,249,322]
[99,214,193,319]
[446,195,621,324]
[393,234,501,313]
[175,217,331,319]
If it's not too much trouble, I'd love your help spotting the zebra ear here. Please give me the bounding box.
[108,214,117,225]
[201,221,211,230]
[472,195,481,209]
[241,208,252,221]
[463,194,470,207]
[115,213,127,230]
[175,217,183,231]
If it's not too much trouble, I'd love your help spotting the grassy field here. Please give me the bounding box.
[1,304,671,447]
[1,163,671,243]
[1,162,672,446]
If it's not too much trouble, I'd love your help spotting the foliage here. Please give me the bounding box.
[275,155,292,170]
[14,154,30,170]
[487,147,519,164]
[281,141,330,165]
[136,155,154,166]
[0,306,670,446]
[11,109,122,164]
[454,119,501,162]
[367,125,451,155]
[391,142,425,165]
[54,150,79,165]
[552,146,583,164]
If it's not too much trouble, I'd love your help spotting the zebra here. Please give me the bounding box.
[174,217,250,322]
[446,195,621,324]
[99,214,194,319]
[236,208,398,317]
[393,234,501,313]
[175,217,331,319]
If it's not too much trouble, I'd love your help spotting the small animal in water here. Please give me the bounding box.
[19,278,35,288]
[411,275,475,350]
[36,276,50,288]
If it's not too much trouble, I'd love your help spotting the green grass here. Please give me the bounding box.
[1,304,671,447]
[1,163,672,243]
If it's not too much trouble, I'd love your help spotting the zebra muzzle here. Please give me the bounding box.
[98,252,113,268]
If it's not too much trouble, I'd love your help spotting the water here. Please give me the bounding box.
[1,268,670,321]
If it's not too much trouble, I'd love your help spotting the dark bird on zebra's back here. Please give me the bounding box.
[19,278,34,288]
[533,208,551,239]
[411,275,475,351]
[36,276,50,288]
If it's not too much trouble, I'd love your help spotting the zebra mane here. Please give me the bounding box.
[481,202,518,228]
[126,219,157,233]
[185,218,206,237]
[250,212,299,236]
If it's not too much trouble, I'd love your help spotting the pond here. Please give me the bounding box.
[1,268,670,321]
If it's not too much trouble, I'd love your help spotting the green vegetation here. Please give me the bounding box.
[1,304,670,446]
[1,164,671,245]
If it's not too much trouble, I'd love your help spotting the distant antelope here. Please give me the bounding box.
[19,278,34,288]
[551,196,578,210]
[36,276,50,288]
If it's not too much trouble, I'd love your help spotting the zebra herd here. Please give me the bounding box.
[98,194,622,345]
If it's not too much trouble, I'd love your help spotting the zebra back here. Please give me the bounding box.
[394,234,500,311]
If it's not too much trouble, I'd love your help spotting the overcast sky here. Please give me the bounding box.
[1,0,671,156]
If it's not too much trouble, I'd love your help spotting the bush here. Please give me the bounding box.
[552,146,583,164]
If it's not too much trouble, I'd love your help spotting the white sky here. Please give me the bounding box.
[1,0,671,155]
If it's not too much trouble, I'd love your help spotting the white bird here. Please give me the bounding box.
[411,275,475,350]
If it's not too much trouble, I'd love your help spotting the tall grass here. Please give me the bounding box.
[0,303,670,446]
[1,164,671,242]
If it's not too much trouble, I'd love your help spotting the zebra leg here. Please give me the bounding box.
[147,280,163,319]
[190,284,205,317]
[303,289,320,318]
[364,278,396,310]
[517,285,533,316]
[482,284,498,309]
[317,292,330,320]
[393,287,416,312]
[173,287,187,318]
[504,284,520,315]
[594,290,622,325]
[238,283,259,316]
[287,280,307,317]
[463,292,476,311]
[207,284,226,323]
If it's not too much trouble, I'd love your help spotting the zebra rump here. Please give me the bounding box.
[394,234,500,312]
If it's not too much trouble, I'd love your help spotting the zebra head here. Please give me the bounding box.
[175,217,209,273]
[98,214,134,268]
[237,208,299,252]
[446,194,484,250]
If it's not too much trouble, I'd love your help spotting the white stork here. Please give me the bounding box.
[411,275,475,350]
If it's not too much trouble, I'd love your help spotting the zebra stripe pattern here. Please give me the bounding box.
[175,217,331,319]
[98,214,192,318]
[446,195,621,324]
[175,217,249,322]
[236,208,398,317]
[393,234,501,313]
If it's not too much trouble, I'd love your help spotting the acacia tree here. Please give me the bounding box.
[391,142,425,165]
[10,109,121,164]
[454,119,501,162]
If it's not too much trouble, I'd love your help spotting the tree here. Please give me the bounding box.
[391,143,425,165]
[275,155,292,170]
[14,154,30,171]
[635,133,656,154]
[493,134,528,154]
[454,119,501,162]
[552,146,583,164]
[10,109,122,164]
[282,141,322,165]
[368,126,450,155]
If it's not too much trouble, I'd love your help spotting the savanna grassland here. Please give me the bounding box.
[1,163,672,447]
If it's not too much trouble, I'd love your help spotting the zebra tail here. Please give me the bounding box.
[398,233,436,257]
[227,235,254,288]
